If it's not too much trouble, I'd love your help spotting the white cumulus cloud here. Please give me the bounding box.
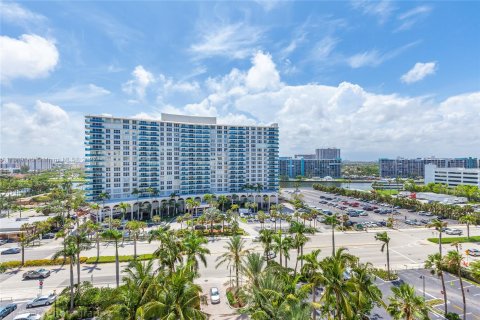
[246,51,282,92]
[401,62,437,84]
[0,101,83,157]
[122,65,155,99]
[0,34,59,82]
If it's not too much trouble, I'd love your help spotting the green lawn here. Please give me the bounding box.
[427,236,480,244]
[374,189,400,196]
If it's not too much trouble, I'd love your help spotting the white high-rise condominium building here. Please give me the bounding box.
[85,114,279,205]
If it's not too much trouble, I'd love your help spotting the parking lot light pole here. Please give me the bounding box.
[54,289,57,319]
[419,275,425,299]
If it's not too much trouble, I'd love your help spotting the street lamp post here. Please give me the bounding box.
[419,275,425,299]
[53,289,57,319]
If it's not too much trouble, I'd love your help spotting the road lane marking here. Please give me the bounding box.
[391,249,417,263]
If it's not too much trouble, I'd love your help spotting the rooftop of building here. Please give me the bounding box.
[425,164,480,172]
[86,113,278,128]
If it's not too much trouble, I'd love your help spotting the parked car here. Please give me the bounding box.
[445,229,462,235]
[0,303,17,319]
[466,249,480,257]
[1,247,20,255]
[13,313,41,320]
[23,268,51,280]
[26,294,56,308]
[210,287,220,304]
[0,240,7,246]
[373,209,381,214]
[42,233,55,239]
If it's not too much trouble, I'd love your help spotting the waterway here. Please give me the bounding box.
[280,181,373,191]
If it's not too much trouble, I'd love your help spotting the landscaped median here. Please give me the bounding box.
[427,236,480,244]
[0,254,156,271]
[0,257,88,270]
[85,254,154,264]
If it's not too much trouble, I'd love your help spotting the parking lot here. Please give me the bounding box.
[282,188,459,231]
[0,297,51,320]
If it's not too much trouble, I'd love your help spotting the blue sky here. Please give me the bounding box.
[1,1,479,160]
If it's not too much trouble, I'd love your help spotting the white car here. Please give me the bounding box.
[26,294,56,308]
[445,229,462,235]
[210,287,220,304]
[13,313,41,320]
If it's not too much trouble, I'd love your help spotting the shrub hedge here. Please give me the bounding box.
[427,236,480,244]
[371,268,399,281]
[0,257,88,270]
[85,254,153,264]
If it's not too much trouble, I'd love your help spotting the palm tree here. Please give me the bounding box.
[444,247,467,320]
[459,213,477,240]
[258,228,274,262]
[183,231,210,274]
[271,231,293,267]
[241,252,265,288]
[325,214,340,256]
[216,235,249,290]
[428,219,447,256]
[217,194,228,212]
[102,229,123,287]
[320,248,357,319]
[72,230,90,291]
[425,253,448,316]
[375,231,392,280]
[136,265,206,319]
[351,262,385,317]
[126,220,146,259]
[52,238,78,311]
[89,202,101,223]
[18,232,29,266]
[290,221,310,274]
[387,283,429,320]
[300,249,323,319]
[204,207,219,235]
[118,202,130,222]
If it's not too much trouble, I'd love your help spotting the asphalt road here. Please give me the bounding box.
[373,269,480,320]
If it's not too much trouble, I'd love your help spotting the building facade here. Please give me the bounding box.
[379,157,479,178]
[279,157,341,179]
[316,148,341,160]
[85,114,279,204]
[424,164,480,187]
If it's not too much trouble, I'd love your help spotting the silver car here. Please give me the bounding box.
[26,294,56,308]
[210,287,220,304]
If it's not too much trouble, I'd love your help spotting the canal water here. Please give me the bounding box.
[280,181,373,191]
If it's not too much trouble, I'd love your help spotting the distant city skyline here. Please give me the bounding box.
[1,1,479,160]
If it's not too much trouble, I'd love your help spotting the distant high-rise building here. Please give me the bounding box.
[279,157,341,179]
[316,148,341,160]
[1,158,55,172]
[379,157,478,178]
[294,154,316,160]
